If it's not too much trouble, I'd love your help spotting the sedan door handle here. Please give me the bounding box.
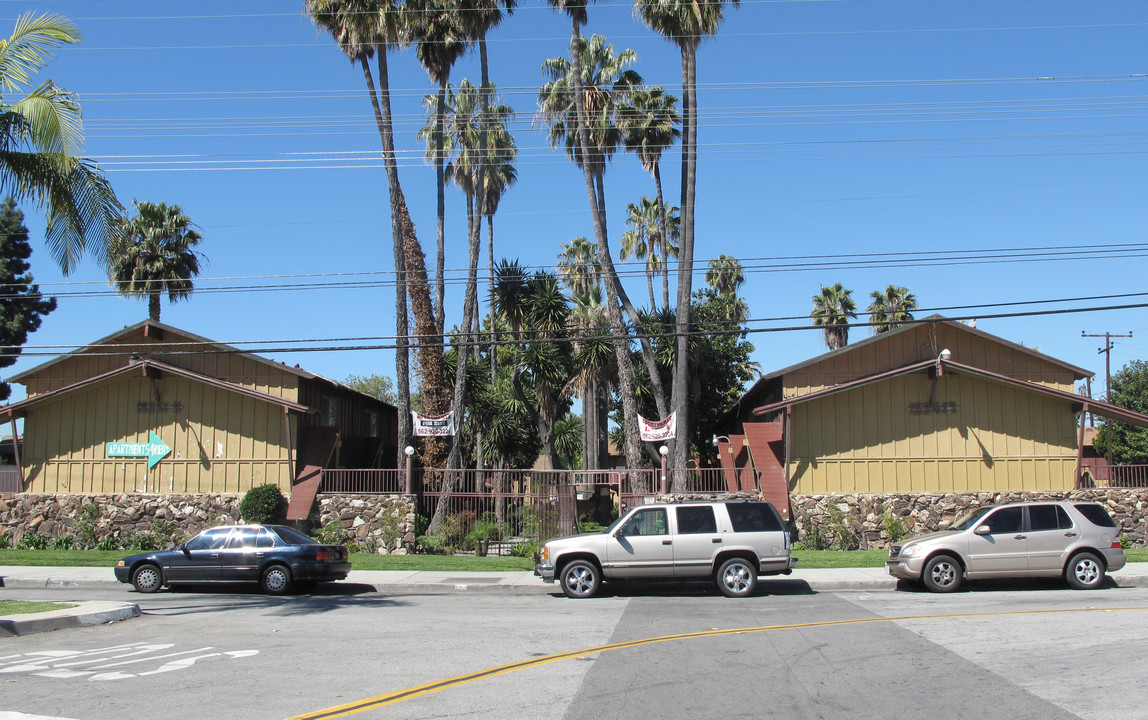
[209,553,219,559]
[662,540,672,545]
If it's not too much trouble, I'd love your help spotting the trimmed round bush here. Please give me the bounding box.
[240,483,286,525]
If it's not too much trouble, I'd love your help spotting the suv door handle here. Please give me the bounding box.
[1013,535,1026,540]
[662,540,672,545]
[712,538,722,543]
[1064,532,1077,537]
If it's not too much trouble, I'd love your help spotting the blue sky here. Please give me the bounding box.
[3,0,1148,404]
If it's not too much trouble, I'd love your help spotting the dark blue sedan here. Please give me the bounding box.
[115,525,351,595]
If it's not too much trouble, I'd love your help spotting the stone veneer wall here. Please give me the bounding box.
[790,489,1148,549]
[0,493,418,554]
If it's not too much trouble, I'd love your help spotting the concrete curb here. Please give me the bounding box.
[0,601,140,637]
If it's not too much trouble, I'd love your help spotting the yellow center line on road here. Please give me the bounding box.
[284,604,1148,720]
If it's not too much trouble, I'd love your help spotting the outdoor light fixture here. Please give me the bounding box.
[659,445,669,457]
[404,445,415,457]
[712,434,730,448]
[936,349,951,377]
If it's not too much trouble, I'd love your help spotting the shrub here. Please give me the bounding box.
[315,519,348,545]
[825,503,856,550]
[465,519,502,556]
[441,510,476,548]
[125,532,162,551]
[16,533,49,550]
[240,483,285,525]
[74,503,102,549]
[510,540,539,560]
[881,509,909,543]
[417,533,449,554]
[95,536,122,551]
[50,536,75,550]
[0,532,9,549]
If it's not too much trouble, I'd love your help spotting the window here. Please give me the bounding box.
[727,503,783,533]
[367,410,380,438]
[1074,504,1117,528]
[319,394,339,427]
[675,506,717,534]
[1028,505,1073,532]
[983,507,1023,534]
[185,528,233,551]
[621,508,668,537]
[229,527,276,549]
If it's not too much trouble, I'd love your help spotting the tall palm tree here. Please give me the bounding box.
[619,197,661,310]
[811,282,857,351]
[868,284,918,334]
[0,12,121,275]
[538,31,668,476]
[618,84,679,308]
[307,0,439,466]
[566,285,613,472]
[408,0,468,339]
[636,0,740,471]
[556,235,601,298]
[106,201,202,323]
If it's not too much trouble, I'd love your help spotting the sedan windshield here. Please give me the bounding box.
[950,506,995,531]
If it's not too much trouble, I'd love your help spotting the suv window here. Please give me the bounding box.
[675,506,718,534]
[620,508,668,537]
[983,507,1022,534]
[1028,505,1073,531]
[1074,503,1117,528]
[726,503,783,533]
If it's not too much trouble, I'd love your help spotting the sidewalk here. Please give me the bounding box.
[4,563,1148,636]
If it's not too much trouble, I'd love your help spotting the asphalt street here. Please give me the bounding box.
[2,580,1146,720]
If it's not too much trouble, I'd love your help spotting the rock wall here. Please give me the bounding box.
[0,493,417,554]
[790,489,1148,549]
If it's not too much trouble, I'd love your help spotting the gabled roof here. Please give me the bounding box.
[0,358,313,420]
[726,315,1092,421]
[751,357,1148,429]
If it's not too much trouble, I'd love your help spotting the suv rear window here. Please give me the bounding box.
[1073,503,1117,528]
[726,503,783,533]
[676,506,718,534]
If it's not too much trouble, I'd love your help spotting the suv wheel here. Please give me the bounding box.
[560,560,601,599]
[716,557,758,598]
[922,554,962,593]
[1065,551,1104,590]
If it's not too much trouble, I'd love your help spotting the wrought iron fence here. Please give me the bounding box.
[319,468,405,494]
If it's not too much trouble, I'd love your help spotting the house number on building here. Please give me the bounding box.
[137,401,183,413]
[909,402,958,415]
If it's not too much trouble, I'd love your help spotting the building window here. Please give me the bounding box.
[367,410,379,438]
[319,395,339,427]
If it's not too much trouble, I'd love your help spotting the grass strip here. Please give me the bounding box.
[0,600,77,616]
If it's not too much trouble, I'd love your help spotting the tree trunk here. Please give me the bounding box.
[653,163,670,312]
[434,77,448,338]
[149,292,160,323]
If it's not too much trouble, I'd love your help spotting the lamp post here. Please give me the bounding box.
[659,445,669,495]
[404,445,415,495]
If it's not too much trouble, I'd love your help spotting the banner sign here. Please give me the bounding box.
[412,411,455,437]
[639,412,676,442]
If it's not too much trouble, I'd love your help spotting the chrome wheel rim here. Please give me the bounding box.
[1074,559,1100,586]
[564,566,593,596]
[930,561,957,588]
[723,564,751,594]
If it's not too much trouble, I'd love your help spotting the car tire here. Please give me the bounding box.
[716,557,758,598]
[922,554,962,593]
[261,564,293,595]
[1065,551,1105,590]
[560,560,601,599]
[131,563,163,593]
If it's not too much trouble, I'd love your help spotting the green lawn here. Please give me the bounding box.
[0,600,76,616]
[2,547,1144,571]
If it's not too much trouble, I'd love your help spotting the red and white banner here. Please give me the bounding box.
[639,412,676,442]
[412,411,455,437]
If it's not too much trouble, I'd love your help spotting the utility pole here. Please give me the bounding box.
[1082,330,1132,467]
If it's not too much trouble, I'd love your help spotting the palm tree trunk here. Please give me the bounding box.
[364,52,412,466]
[669,44,698,485]
[653,163,670,312]
[149,292,160,322]
[434,77,448,338]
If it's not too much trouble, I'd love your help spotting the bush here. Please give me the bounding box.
[417,533,449,554]
[0,532,9,549]
[124,532,162,551]
[441,510,476,549]
[240,483,285,525]
[75,503,102,549]
[510,540,539,560]
[881,509,909,543]
[50,536,75,550]
[315,519,348,545]
[465,519,503,556]
[95,536,121,551]
[16,533,49,550]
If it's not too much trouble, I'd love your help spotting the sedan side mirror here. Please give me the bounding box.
[974,525,991,536]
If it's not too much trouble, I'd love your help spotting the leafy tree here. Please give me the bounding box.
[343,373,397,405]
[0,12,122,274]
[635,0,740,472]
[811,282,856,351]
[868,284,917,334]
[106,200,202,322]
[1093,360,1148,465]
[0,197,55,401]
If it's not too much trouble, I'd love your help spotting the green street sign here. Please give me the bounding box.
[106,431,172,470]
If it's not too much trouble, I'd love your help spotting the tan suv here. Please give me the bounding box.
[887,500,1126,592]
[535,500,796,598]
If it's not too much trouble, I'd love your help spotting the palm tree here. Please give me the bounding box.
[307,0,440,467]
[0,12,121,274]
[811,282,857,351]
[868,285,918,334]
[618,84,679,308]
[408,0,468,339]
[635,0,740,471]
[557,236,602,299]
[538,31,668,475]
[619,197,660,310]
[106,201,202,323]
[566,285,614,473]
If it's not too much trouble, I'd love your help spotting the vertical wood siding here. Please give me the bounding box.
[22,373,294,494]
[788,372,1078,493]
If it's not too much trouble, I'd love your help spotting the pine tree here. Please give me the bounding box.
[0,198,56,401]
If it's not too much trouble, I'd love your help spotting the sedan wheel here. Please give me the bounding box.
[922,554,962,593]
[1065,552,1104,590]
[261,565,293,595]
[131,564,163,593]
[716,557,758,598]
[560,560,600,599]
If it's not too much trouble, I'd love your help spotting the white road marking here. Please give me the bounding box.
[1,643,258,682]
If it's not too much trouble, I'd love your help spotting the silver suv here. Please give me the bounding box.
[886,500,1126,592]
[534,500,797,598]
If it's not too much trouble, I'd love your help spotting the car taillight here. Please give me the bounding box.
[317,549,334,561]
[1112,541,1123,549]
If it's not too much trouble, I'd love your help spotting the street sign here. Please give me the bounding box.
[106,431,172,470]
